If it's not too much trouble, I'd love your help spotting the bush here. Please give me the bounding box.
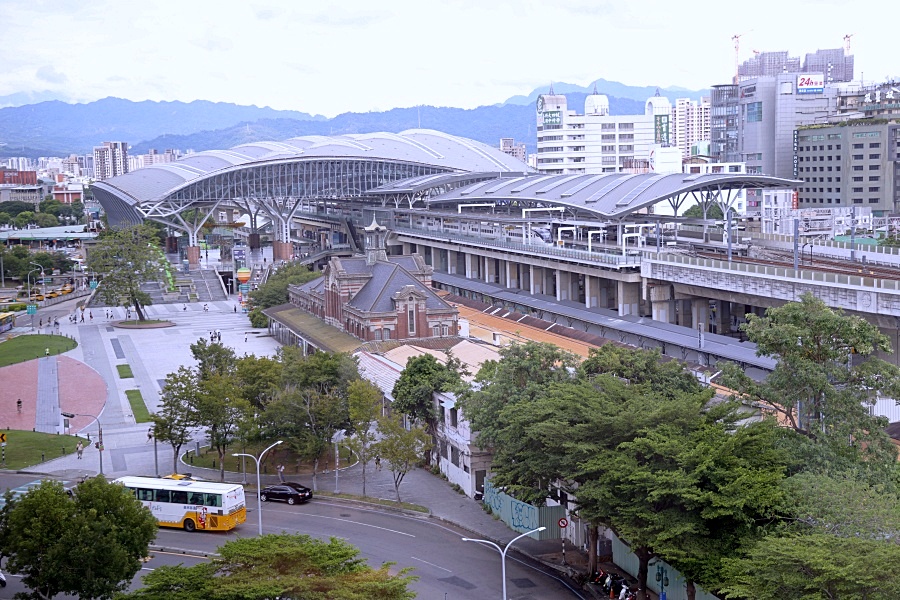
[0,303,26,312]
[248,308,268,328]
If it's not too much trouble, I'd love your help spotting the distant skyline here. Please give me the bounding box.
[2,0,896,116]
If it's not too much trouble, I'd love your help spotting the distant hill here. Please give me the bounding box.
[0,79,709,159]
[501,78,709,106]
[0,98,324,156]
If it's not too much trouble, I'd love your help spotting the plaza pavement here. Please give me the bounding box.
[0,296,592,586]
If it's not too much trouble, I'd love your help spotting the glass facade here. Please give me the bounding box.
[710,85,739,163]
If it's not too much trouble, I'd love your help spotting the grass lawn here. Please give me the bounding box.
[125,390,151,423]
[184,442,353,477]
[116,364,134,378]
[0,430,89,470]
[0,334,77,367]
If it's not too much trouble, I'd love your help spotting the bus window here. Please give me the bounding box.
[205,494,221,507]
[155,489,171,503]
[188,493,203,506]
[137,488,154,502]
[171,490,188,504]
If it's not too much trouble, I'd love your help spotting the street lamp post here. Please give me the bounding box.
[655,562,670,600]
[462,526,546,600]
[332,430,345,494]
[29,262,45,298]
[61,411,103,475]
[233,440,282,536]
[26,268,39,329]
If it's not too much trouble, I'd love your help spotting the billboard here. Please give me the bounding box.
[540,110,561,126]
[797,74,824,95]
[654,114,670,145]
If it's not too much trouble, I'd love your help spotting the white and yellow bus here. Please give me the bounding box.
[114,476,246,532]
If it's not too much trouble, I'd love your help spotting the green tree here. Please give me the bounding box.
[248,263,322,310]
[391,352,465,465]
[721,534,900,600]
[235,354,281,409]
[0,476,157,600]
[33,213,59,228]
[0,201,37,218]
[195,374,251,482]
[38,197,64,216]
[345,378,383,496]
[0,212,9,226]
[683,202,724,219]
[154,366,201,474]
[15,211,34,228]
[121,533,416,600]
[720,293,900,471]
[190,337,237,380]
[70,201,85,221]
[376,415,432,503]
[87,224,168,321]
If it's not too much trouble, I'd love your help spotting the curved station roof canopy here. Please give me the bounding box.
[92,129,532,226]
[400,172,800,220]
[91,128,799,227]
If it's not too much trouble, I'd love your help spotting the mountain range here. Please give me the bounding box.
[0,80,708,159]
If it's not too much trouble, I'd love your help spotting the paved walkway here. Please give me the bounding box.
[3,295,602,595]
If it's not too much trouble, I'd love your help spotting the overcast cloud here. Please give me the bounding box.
[0,0,894,115]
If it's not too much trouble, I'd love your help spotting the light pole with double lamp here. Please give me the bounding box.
[462,526,546,600]
[61,411,103,475]
[233,440,282,536]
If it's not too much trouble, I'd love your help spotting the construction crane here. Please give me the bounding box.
[732,33,743,84]
[844,33,854,54]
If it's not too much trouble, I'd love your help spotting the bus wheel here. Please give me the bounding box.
[183,519,196,532]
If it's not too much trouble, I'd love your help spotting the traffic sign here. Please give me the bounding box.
[558,518,569,528]
[27,304,37,315]
[90,280,98,289]
[0,433,6,443]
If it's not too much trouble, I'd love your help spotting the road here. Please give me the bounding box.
[0,473,582,599]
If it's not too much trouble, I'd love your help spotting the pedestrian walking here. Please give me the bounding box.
[80,313,84,323]
[277,464,285,483]
[16,399,22,413]
[89,311,93,322]
[244,333,248,343]
[76,441,83,459]
[39,318,43,327]
[375,456,382,471]
[233,305,237,313]
[147,428,153,443]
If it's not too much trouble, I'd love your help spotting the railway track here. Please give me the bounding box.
[694,251,900,281]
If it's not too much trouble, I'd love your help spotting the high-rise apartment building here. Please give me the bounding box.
[535,86,675,175]
[672,97,710,159]
[737,48,853,83]
[93,141,129,180]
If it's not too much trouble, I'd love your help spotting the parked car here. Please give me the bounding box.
[259,483,313,505]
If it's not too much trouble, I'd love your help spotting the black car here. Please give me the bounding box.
[260,483,313,505]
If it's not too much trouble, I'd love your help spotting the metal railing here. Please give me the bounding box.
[393,226,642,267]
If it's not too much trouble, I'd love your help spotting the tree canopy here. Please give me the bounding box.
[0,476,157,600]
[121,533,416,600]
[87,224,168,321]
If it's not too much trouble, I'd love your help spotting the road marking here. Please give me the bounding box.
[410,556,451,573]
[292,512,415,538]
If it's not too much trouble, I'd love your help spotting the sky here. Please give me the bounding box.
[1,0,897,117]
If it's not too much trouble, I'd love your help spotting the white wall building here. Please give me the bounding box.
[93,141,129,180]
[672,97,711,159]
[535,86,674,175]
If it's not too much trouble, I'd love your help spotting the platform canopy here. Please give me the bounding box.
[392,172,800,220]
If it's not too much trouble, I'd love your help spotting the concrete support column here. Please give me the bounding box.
[599,279,610,309]
[715,300,732,334]
[464,253,475,279]
[186,245,201,268]
[505,261,517,289]
[617,281,640,316]
[273,241,293,262]
[692,300,710,333]
[447,250,458,275]
[529,265,537,295]
[677,299,692,327]
[585,275,596,308]
[485,258,496,284]
[556,270,568,301]
[649,285,673,323]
